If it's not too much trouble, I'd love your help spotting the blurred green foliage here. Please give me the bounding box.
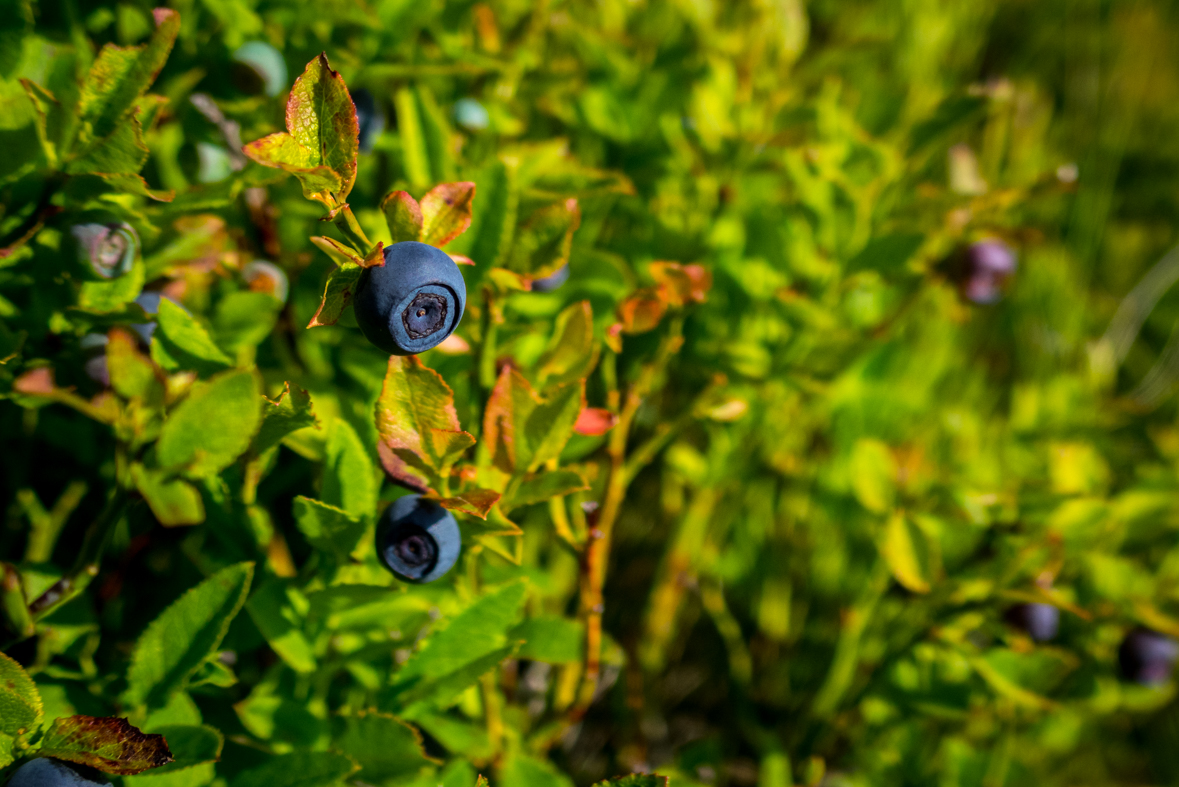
[4,0,1179,786]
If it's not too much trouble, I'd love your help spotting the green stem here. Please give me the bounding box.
[332,204,373,254]
[479,286,500,390]
[27,487,130,625]
[1,564,34,640]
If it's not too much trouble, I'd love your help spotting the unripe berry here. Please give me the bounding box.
[6,758,109,787]
[531,264,569,293]
[1119,627,1179,685]
[376,495,461,584]
[242,260,289,303]
[453,98,490,132]
[960,239,1017,305]
[69,222,138,280]
[231,42,287,97]
[353,242,466,356]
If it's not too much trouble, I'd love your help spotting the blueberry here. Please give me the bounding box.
[6,758,109,787]
[1119,627,1179,685]
[530,264,569,292]
[353,241,466,356]
[242,260,289,303]
[80,333,110,387]
[452,98,490,132]
[1005,603,1059,642]
[960,239,1017,304]
[351,88,386,154]
[130,291,186,346]
[69,221,138,280]
[232,42,287,97]
[376,495,461,583]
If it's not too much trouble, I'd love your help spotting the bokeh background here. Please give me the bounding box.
[5,0,1179,785]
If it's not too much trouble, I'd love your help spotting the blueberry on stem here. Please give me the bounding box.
[376,495,461,583]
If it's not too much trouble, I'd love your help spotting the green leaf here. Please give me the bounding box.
[483,368,585,475]
[420,182,475,247]
[508,199,580,279]
[879,512,931,594]
[849,438,896,514]
[389,644,519,712]
[235,690,327,748]
[332,713,435,781]
[156,370,262,477]
[466,158,517,269]
[67,114,150,175]
[510,615,584,663]
[375,356,474,493]
[107,329,165,404]
[0,0,32,79]
[242,54,358,204]
[230,752,358,787]
[307,263,362,328]
[500,751,574,787]
[251,383,318,456]
[246,579,316,674]
[535,301,597,389]
[395,87,430,188]
[408,713,492,761]
[124,562,254,709]
[79,255,145,313]
[323,418,376,519]
[143,725,222,773]
[395,580,527,683]
[132,465,205,526]
[151,298,233,377]
[502,470,587,512]
[37,715,173,775]
[381,190,424,243]
[76,8,180,146]
[592,776,669,787]
[0,650,42,744]
[213,292,282,355]
[292,496,366,559]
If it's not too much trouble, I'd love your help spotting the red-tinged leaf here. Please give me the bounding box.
[483,367,585,475]
[38,715,173,775]
[575,407,617,436]
[536,301,597,388]
[617,289,667,334]
[375,356,470,492]
[430,488,501,519]
[360,242,386,269]
[605,323,623,353]
[14,366,55,395]
[381,190,423,243]
[509,198,580,279]
[286,53,359,201]
[241,54,359,205]
[650,262,712,305]
[449,253,475,266]
[435,334,471,354]
[308,264,362,328]
[420,182,476,247]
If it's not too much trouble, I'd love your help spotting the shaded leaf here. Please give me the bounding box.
[230,752,358,787]
[156,370,262,477]
[246,580,316,674]
[151,299,232,377]
[292,497,366,559]
[535,301,597,388]
[307,264,362,328]
[251,383,318,456]
[509,198,580,279]
[145,725,222,773]
[107,328,165,404]
[332,713,436,781]
[322,418,377,519]
[510,615,584,663]
[0,650,41,742]
[132,465,205,526]
[124,562,254,708]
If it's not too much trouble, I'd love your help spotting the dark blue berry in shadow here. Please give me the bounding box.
[376,494,461,583]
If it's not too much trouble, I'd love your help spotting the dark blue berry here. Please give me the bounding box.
[531,264,569,293]
[1119,627,1179,685]
[69,221,138,280]
[7,759,109,787]
[1005,603,1059,642]
[351,88,386,154]
[353,242,466,356]
[376,495,461,583]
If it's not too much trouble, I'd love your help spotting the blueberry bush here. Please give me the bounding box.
[4,1,1179,785]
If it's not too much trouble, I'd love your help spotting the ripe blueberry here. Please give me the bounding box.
[959,239,1016,304]
[531,264,570,293]
[353,241,466,356]
[242,260,289,303]
[376,495,461,583]
[7,758,109,787]
[1005,603,1059,642]
[69,221,138,280]
[351,88,386,154]
[1119,627,1179,685]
